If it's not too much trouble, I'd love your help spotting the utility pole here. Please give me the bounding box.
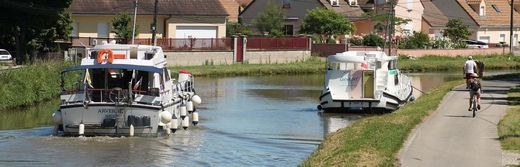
[152,0,158,46]
[386,1,395,56]
[510,0,514,54]
[131,0,138,44]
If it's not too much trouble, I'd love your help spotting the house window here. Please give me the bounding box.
[479,5,485,16]
[284,25,294,36]
[492,4,501,13]
[71,22,79,37]
[500,34,506,42]
[282,0,291,8]
[97,22,109,38]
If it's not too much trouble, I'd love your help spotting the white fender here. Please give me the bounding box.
[192,112,199,125]
[160,111,172,124]
[182,116,189,130]
[191,95,202,104]
[187,101,194,112]
[129,124,134,137]
[180,105,187,119]
[170,116,179,133]
[79,123,85,136]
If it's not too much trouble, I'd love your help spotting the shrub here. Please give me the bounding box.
[363,33,384,46]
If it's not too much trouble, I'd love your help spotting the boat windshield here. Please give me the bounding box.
[327,62,367,71]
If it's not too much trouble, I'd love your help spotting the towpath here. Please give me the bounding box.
[399,79,520,167]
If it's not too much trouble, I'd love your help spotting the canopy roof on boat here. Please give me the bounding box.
[63,64,163,73]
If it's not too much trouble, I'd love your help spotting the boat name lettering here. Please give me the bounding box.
[98,108,124,114]
[339,75,358,82]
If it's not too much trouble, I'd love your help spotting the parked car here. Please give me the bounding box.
[0,49,13,62]
[463,40,489,49]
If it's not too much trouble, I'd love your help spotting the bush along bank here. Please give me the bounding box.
[300,80,464,166]
[0,61,73,111]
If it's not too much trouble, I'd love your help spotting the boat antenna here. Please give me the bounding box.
[152,0,158,46]
[131,0,138,45]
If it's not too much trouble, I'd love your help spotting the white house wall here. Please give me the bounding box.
[73,15,165,38]
[394,0,424,36]
[477,28,520,46]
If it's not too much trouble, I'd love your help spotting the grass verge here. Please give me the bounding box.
[499,82,520,153]
[399,54,520,72]
[300,79,464,166]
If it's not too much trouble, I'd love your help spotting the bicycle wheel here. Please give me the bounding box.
[472,97,477,118]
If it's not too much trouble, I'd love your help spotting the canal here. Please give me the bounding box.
[0,71,509,166]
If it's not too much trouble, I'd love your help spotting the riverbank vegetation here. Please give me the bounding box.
[169,53,520,77]
[499,78,520,154]
[0,61,72,111]
[300,80,464,166]
[399,53,520,72]
[169,56,324,77]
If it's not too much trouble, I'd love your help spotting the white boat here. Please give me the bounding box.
[317,51,414,112]
[52,41,202,137]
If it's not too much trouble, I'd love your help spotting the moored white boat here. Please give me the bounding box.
[52,41,202,137]
[317,51,414,112]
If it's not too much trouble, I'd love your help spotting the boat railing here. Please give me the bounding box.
[62,87,161,103]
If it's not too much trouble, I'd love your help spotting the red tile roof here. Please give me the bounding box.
[69,0,228,16]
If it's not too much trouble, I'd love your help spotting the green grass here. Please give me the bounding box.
[169,56,325,77]
[0,61,74,111]
[399,54,520,72]
[300,80,464,166]
[499,82,520,153]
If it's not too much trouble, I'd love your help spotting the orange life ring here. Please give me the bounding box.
[97,49,114,64]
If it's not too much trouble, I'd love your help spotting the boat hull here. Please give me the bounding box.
[318,88,413,113]
[58,103,173,137]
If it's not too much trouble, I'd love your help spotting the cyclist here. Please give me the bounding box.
[468,73,481,111]
[463,56,478,89]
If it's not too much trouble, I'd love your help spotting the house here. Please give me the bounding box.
[453,0,520,46]
[239,0,366,36]
[68,0,229,46]
[420,0,449,40]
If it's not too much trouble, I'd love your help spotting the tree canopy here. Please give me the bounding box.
[252,1,284,37]
[112,12,137,44]
[299,8,355,43]
[444,18,471,42]
[0,0,72,64]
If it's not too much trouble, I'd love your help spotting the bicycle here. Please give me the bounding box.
[470,93,477,118]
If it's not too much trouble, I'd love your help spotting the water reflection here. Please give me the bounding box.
[0,71,511,166]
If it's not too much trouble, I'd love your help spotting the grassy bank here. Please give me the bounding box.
[300,79,464,166]
[169,56,325,77]
[499,78,520,154]
[0,61,72,111]
[168,54,520,77]
[399,54,520,72]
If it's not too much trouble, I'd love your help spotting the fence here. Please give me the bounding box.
[69,37,310,51]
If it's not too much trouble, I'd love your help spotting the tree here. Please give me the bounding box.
[362,11,411,36]
[444,18,471,43]
[226,21,252,36]
[0,0,73,64]
[112,12,137,44]
[252,1,284,37]
[299,8,355,43]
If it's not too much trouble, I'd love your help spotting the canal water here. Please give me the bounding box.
[0,71,507,166]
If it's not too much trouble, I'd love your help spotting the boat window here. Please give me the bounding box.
[376,61,382,69]
[61,70,85,93]
[163,68,171,81]
[327,62,339,70]
[388,60,396,70]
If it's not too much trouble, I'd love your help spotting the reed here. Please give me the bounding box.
[0,61,73,111]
